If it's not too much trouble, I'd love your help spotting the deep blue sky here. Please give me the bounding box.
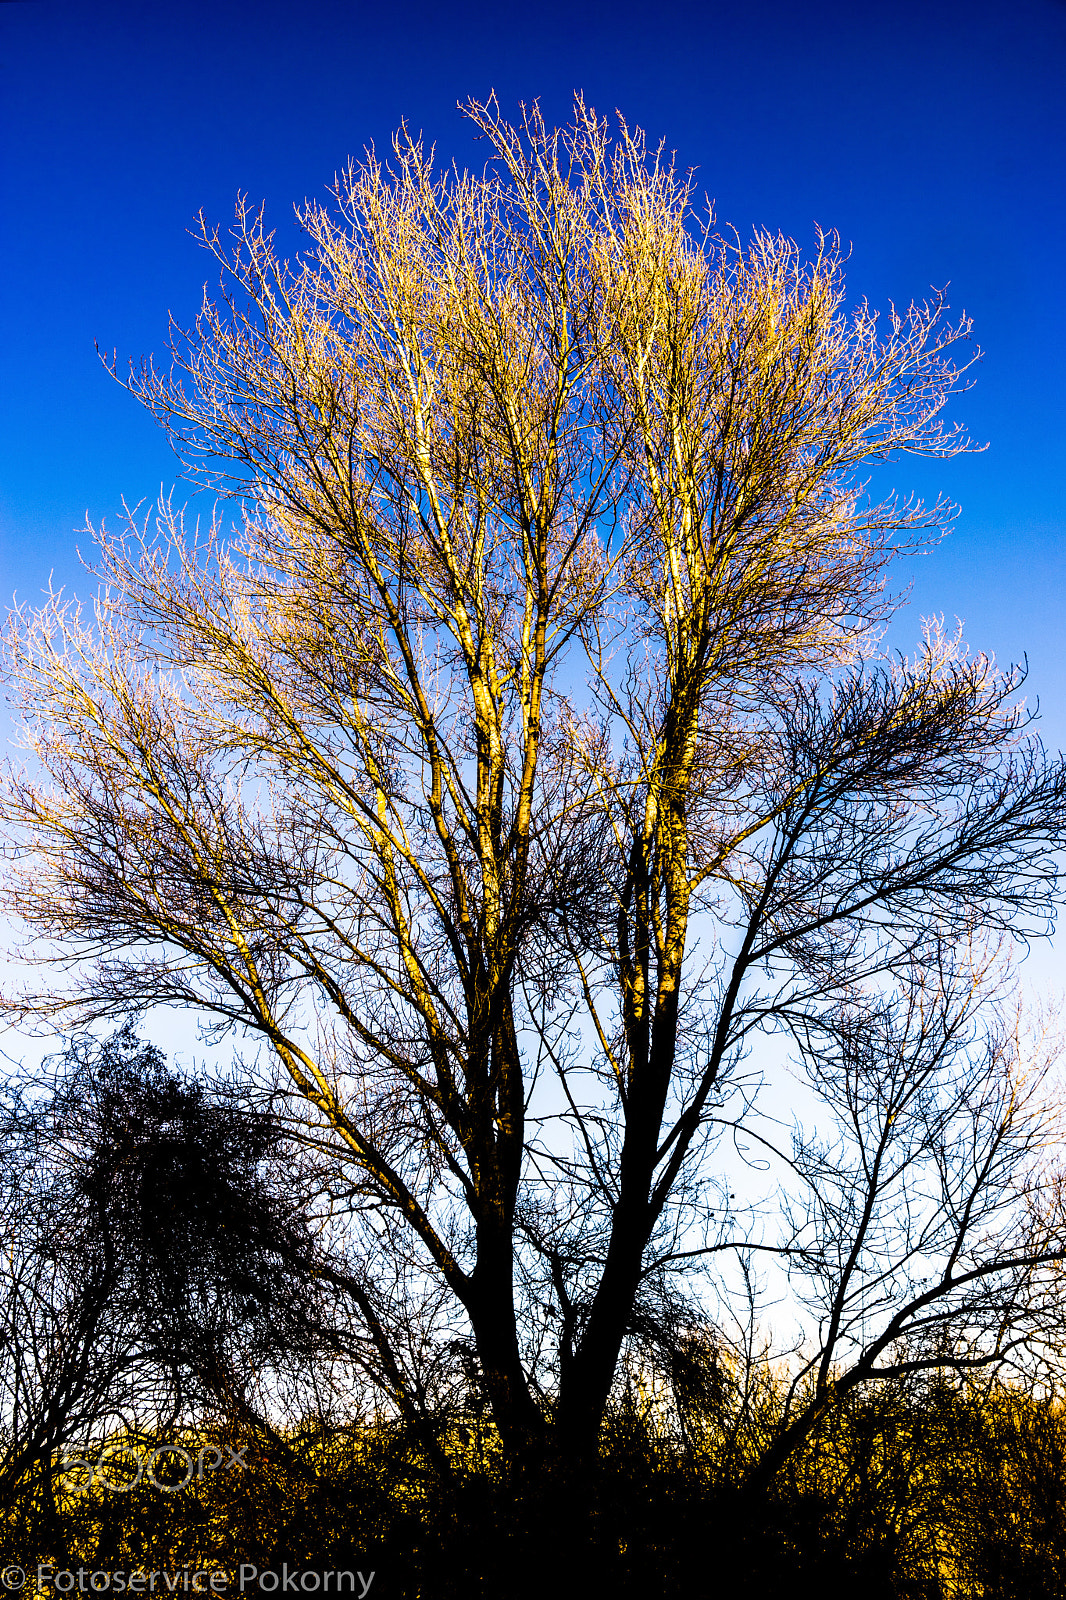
[1,0,1064,733]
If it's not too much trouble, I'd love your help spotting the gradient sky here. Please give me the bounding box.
[1,0,1064,705]
[0,0,1063,1050]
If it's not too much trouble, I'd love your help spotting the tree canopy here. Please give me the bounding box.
[4,96,1066,1472]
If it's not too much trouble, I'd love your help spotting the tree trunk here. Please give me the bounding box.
[555,974,684,1457]
[468,1219,544,1456]
[741,1393,834,1501]
[555,1195,651,1457]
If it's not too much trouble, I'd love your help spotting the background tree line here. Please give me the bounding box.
[1,1029,1065,1596]
[3,1029,1066,1598]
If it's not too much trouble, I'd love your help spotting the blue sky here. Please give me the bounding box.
[1,0,1064,732]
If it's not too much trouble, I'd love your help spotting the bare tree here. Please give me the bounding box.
[739,952,1066,1492]
[0,1032,197,1509]
[3,95,1066,1470]
[548,633,1066,1453]
[0,1065,129,1509]
[0,1030,379,1507]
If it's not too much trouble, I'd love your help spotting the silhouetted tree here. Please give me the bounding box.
[0,1029,374,1504]
[4,96,1066,1477]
